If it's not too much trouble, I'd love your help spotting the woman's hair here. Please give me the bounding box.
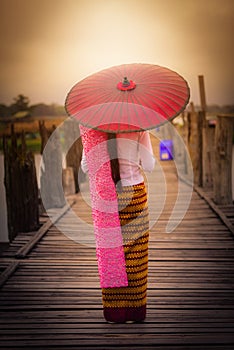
[107,133,121,189]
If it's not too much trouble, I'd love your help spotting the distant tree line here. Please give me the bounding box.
[0,94,66,119]
[205,104,234,113]
[193,104,234,114]
[1,94,233,119]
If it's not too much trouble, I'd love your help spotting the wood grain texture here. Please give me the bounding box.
[0,139,234,349]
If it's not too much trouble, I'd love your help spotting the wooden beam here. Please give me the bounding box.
[0,261,20,288]
[198,75,207,112]
[214,115,234,205]
[3,125,39,241]
[198,75,214,188]
[194,185,234,236]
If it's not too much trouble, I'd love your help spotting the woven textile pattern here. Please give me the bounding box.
[102,183,149,321]
[79,125,128,288]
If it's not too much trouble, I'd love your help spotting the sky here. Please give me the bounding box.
[0,0,233,106]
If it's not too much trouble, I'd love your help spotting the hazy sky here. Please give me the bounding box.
[0,0,233,106]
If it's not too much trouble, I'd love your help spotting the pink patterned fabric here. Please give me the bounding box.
[79,125,128,288]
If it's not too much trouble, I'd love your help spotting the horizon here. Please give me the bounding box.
[0,0,234,106]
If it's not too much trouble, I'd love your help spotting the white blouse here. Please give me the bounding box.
[81,131,155,186]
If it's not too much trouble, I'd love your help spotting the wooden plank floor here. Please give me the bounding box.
[1,144,234,349]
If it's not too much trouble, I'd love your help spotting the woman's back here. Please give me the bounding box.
[116,131,155,186]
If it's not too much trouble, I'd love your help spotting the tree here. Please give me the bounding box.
[0,104,9,118]
[30,103,52,116]
[10,94,30,114]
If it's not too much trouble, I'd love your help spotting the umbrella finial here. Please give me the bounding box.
[117,77,136,91]
[123,77,130,87]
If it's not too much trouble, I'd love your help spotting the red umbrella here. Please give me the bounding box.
[65,63,190,133]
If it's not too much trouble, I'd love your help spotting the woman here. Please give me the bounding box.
[81,131,155,323]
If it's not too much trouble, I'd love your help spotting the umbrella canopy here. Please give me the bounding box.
[65,63,190,133]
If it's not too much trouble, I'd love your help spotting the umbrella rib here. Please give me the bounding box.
[127,89,159,129]
[133,65,174,84]
[148,96,179,116]
[128,100,144,131]
[144,89,186,115]
[147,82,188,93]
[131,88,172,119]
[104,101,124,132]
[73,102,112,128]
[149,88,185,104]
[67,88,120,123]
[66,87,121,113]
[66,63,190,132]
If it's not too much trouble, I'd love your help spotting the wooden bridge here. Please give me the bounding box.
[1,139,234,349]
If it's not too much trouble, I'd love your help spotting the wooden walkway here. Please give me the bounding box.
[1,144,234,349]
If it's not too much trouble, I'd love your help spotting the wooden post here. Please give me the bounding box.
[197,111,203,187]
[198,75,213,188]
[39,121,65,209]
[214,115,234,205]
[186,102,203,186]
[3,125,39,242]
[198,75,207,112]
[39,120,50,154]
[63,118,84,192]
[66,138,83,193]
[62,167,75,196]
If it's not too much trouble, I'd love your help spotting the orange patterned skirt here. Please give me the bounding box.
[102,182,149,323]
